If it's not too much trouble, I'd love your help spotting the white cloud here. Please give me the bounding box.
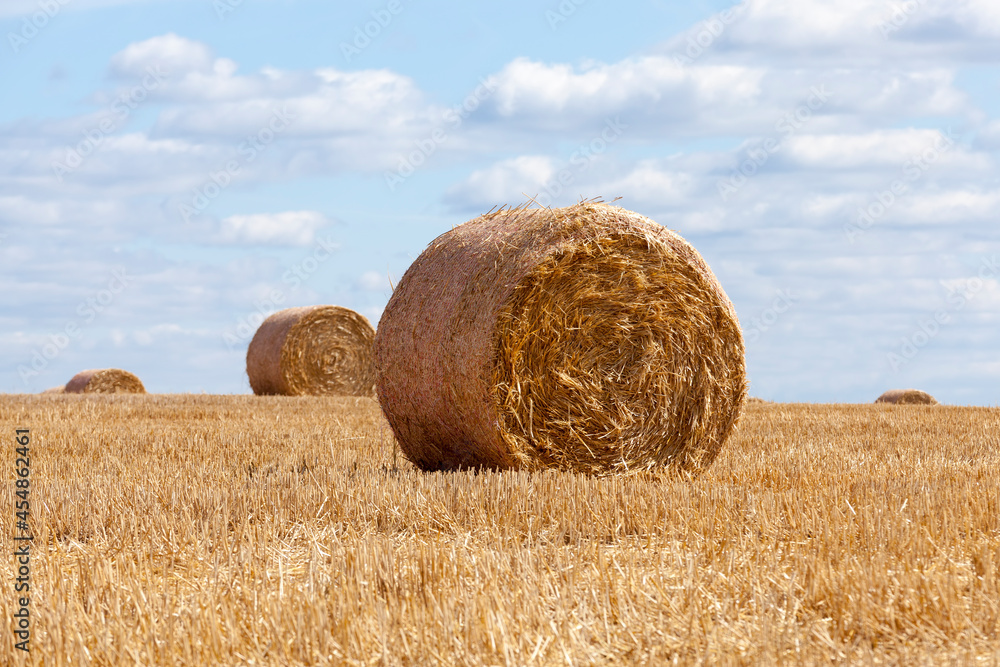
[476,57,969,141]
[120,323,185,346]
[358,270,390,291]
[598,160,693,206]
[894,190,1000,224]
[666,0,1000,64]
[109,33,214,78]
[780,128,967,168]
[0,195,61,225]
[0,0,168,19]
[153,67,427,134]
[975,119,1000,149]
[445,156,556,208]
[217,211,329,246]
[484,56,764,131]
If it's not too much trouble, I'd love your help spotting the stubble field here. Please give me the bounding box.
[1,394,998,665]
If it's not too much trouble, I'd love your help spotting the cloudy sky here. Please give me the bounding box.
[2,0,998,404]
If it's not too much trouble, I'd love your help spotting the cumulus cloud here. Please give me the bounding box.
[662,0,1000,65]
[780,129,964,169]
[0,38,444,226]
[152,67,427,136]
[444,156,556,208]
[109,33,214,79]
[0,0,165,19]
[474,57,970,141]
[357,270,390,291]
[216,211,329,246]
[975,119,1000,149]
[481,56,765,134]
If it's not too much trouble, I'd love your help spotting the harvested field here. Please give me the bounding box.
[1,395,998,664]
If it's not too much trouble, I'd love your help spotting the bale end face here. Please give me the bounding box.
[491,231,746,474]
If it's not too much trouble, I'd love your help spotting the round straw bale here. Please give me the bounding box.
[875,389,938,405]
[246,305,376,397]
[40,385,65,394]
[374,202,748,475]
[64,369,146,394]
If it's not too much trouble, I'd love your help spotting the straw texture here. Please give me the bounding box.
[374,202,747,475]
[875,389,939,405]
[64,369,146,394]
[246,305,376,397]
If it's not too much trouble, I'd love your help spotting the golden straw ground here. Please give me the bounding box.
[876,389,939,405]
[375,201,747,475]
[2,395,998,665]
[64,368,146,394]
[247,305,376,397]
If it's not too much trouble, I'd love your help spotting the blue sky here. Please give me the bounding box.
[2,0,998,404]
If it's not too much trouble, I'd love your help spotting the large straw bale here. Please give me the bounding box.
[374,202,747,475]
[875,389,938,405]
[64,369,146,394]
[246,305,376,397]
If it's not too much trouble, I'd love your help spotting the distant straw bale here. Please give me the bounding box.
[41,385,65,394]
[875,389,938,405]
[246,305,376,397]
[64,369,146,394]
[374,201,748,475]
